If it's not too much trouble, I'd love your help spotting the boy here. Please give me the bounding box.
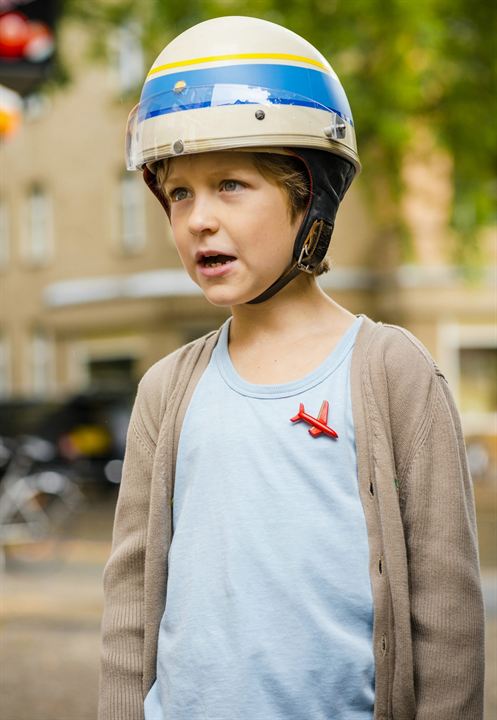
[99,16,484,720]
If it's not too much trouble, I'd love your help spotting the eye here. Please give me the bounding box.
[220,179,244,193]
[169,187,191,203]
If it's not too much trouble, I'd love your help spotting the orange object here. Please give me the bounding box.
[0,83,22,137]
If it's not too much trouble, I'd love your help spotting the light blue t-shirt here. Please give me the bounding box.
[145,316,374,720]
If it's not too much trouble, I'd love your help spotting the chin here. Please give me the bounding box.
[202,290,246,308]
[200,283,260,308]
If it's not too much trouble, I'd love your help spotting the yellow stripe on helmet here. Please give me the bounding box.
[147,52,329,78]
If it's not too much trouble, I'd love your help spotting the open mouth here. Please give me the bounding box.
[199,254,236,268]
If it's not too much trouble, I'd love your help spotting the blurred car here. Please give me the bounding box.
[0,391,133,486]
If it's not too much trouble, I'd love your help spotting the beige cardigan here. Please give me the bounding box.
[99,316,484,719]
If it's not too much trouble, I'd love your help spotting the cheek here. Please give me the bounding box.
[169,219,188,256]
[256,191,297,240]
[258,211,297,256]
[170,235,193,272]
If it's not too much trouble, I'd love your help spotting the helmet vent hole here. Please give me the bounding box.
[255,109,265,121]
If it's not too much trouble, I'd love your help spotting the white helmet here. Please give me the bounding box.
[127,17,359,303]
[125,15,360,171]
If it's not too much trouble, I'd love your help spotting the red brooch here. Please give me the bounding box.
[290,400,338,439]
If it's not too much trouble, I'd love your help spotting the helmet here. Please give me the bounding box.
[126,16,359,303]
[126,16,359,171]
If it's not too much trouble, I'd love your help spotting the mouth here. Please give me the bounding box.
[197,252,237,268]
[195,251,238,278]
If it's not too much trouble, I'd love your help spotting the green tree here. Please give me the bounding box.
[63,0,497,266]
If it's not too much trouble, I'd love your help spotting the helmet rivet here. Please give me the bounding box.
[255,109,265,120]
[173,80,187,93]
[324,120,347,140]
[172,140,185,154]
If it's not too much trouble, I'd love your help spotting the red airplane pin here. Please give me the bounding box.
[290,400,338,439]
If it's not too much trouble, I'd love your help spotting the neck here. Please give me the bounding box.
[229,273,354,346]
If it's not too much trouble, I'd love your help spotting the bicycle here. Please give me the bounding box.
[0,435,85,566]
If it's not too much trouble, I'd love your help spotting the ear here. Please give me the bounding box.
[143,166,171,218]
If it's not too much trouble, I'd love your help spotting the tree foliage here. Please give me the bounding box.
[63,0,496,264]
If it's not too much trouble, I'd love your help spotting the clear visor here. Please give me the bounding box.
[125,83,354,170]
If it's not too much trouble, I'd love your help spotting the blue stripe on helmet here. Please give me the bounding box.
[140,63,353,125]
[144,96,339,119]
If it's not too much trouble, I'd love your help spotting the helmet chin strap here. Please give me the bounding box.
[246,218,333,304]
[247,148,355,304]
[245,261,302,305]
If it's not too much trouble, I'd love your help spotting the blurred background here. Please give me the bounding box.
[0,0,495,718]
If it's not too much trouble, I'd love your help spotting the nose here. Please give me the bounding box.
[187,194,220,236]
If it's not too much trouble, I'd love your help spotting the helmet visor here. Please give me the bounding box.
[125,82,356,171]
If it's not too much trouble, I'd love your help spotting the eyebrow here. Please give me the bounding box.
[163,172,186,187]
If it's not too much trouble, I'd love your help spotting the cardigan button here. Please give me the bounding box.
[381,633,388,656]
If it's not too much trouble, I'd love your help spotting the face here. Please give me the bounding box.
[163,151,303,306]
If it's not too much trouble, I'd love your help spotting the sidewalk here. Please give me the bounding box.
[0,538,108,720]
[0,491,113,720]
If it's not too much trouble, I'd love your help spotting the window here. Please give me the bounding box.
[30,330,54,396]
[88,356,136,391]
[24,185,53,265]
[439,322,497,437]
[119,173,146,253]
[0,333,11,397]
[459,349,497,486]
[114,21,144,94]
[66,336,143,394]
[0,197,9,269]
[459,347,497,415]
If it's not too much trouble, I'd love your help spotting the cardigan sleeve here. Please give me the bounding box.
[400,374,485,718]
[98,390,157,720]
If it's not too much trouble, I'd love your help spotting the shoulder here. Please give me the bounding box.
[139,332,211,388]
[132,328,221,446]
[356,316,445,391]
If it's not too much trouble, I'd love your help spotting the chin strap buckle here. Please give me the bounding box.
[297,219,327,273]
